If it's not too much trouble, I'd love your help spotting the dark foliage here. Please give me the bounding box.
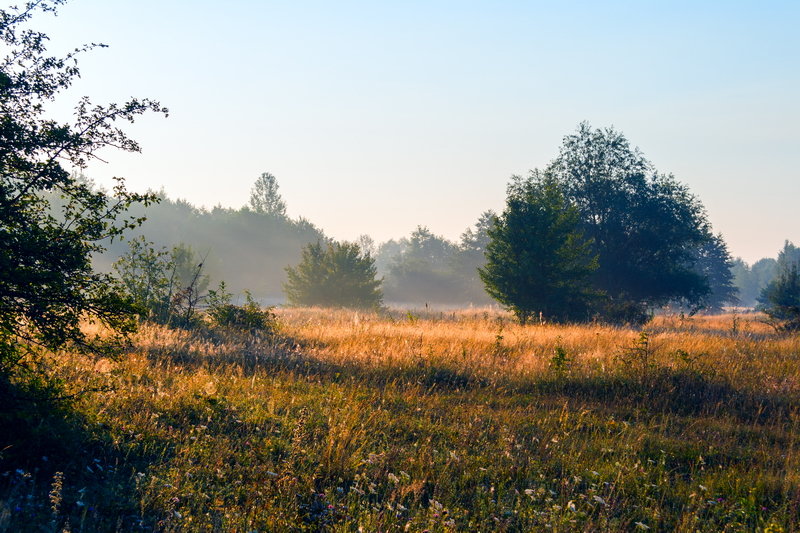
[206,282,278,334]
[759,261,800,332]
[0,1,166,375]
[479,174,598,323]
[546,123,713,321]
[691,232,739,312]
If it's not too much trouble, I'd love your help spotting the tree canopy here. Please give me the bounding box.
[479,175,598,323]
[691,232,738,312]
[545,123,715,320]
[0,0,166,372]
[479,124,733,323]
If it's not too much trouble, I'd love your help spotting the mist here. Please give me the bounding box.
[91,175,796,311]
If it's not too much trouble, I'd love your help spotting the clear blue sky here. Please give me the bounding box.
[36,0,800,263]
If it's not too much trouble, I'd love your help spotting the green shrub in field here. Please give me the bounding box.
[284,241,383,310]
[206,283,278,334]
[759,261,800,332]
[114,237,209,328]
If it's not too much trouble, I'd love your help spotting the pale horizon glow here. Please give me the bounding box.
[34,1,800,264]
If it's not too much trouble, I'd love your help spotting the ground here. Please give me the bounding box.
[1,309,798,532]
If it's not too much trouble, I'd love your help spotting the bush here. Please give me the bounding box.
[114,237,209,328]
[284,241,383,309]
[759,262,800,332]
[206,283,278,335]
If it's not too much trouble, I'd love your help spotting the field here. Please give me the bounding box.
[2,309,799,531]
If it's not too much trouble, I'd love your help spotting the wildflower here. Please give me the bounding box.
[49,471,64,516]
[567,501,577,512]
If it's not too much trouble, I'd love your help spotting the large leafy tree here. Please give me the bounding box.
[480,174,598,324]
[0,1,166,374]
[284,241,383,309]
[546,123,712,319]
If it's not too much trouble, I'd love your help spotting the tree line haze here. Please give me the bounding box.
[87,152,794,312]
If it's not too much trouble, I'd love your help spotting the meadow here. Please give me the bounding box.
[2,309,799,532]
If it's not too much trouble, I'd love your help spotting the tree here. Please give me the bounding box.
[249,171,287,217]
[0,1,166,374]
[451,210,496,304]
[113,238,209,327]
[383,227,465,304]
[759,261,800,332]
[732,257,778,307]
[546,123,711,320]
[776,241,800,273]
[284,241,383,309]
[459,210,496,256]
[691,232,738,312]
[479,174,598,324]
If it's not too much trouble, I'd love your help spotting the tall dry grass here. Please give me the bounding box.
[1,309,798,531]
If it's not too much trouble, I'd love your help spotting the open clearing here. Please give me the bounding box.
[2,310,799,531]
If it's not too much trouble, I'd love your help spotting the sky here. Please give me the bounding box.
[32,0,800,264]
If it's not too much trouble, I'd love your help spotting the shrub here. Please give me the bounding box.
[113,237,209,328]
[759,262,800,332]
[284,241,383,310]
[0,1,165,381]
[206,283,278,335]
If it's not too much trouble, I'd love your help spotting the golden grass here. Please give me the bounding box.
[2,309,799,531]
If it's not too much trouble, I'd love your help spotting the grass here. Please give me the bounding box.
[1,309,799,531]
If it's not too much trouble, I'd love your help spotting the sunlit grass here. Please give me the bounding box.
[1,309,798,531]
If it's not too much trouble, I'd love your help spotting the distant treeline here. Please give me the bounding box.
[732,241,800,307]
[91,175,794,310]
[96,194,324,303]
